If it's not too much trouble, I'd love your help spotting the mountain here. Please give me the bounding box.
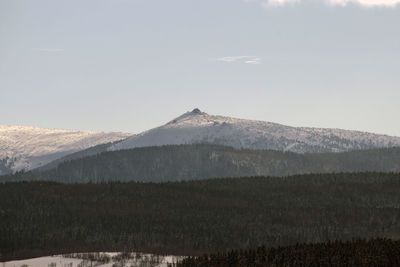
[109,109,400,153]
[5,145,400,183]
[2,109,400,176]
[0,125,131,175]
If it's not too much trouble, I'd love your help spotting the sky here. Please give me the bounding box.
[1,0,399,136]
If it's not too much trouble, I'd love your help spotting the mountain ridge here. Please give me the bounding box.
[2,109,400,175]
[109,109,400,153]
[0,125,131,174]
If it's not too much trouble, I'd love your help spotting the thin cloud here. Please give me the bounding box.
[245,58,262,64]
[215,56,262,65]
[263,0,301,6]
[249,0,400,7]
[32,48,65,53]
[329,0,400,7]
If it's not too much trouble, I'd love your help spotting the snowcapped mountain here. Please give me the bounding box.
[0,125,131,174]
[3,109,400,175]
[110,108,400,153]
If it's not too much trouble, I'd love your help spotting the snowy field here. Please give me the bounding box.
[2,252,184,267]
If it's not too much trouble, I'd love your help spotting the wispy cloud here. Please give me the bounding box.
[248,0,400,7]
[328,0,400,7]
[32,48,65,53]
[214,56,261,65]
[262,0,301,6]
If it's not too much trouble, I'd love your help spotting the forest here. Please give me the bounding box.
[177,239,400,267]
[0,157,14,176]
[2,144,400,183]
[1,172,399,261]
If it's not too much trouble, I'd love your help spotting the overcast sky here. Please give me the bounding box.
[1,0,399,136]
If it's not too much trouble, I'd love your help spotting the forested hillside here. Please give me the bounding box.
[1,172,400,261]
[0,157,14,175]
[2,145,400,183]
[178,239,400,267]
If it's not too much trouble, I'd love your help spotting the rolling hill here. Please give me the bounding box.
[4,144,400,183]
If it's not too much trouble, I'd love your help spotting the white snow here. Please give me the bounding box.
[110,109,400,153]
[0,125,131,174]
[3,256,83,267]
[2,252,184,267]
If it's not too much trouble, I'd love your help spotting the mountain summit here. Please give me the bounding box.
[191,108,202,114]
[110,109,400,153]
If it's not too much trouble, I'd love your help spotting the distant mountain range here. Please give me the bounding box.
[4,145,400,183]
[0,125,131,175]
[2,108,400,176]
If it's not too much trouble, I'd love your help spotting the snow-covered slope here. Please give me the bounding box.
[2,252,183,267]
[110,109,400,153]
[0,125,131,174]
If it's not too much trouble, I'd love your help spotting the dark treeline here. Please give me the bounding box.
[2,145,400,183]
[1,172,400,261]
[178,239,400,267]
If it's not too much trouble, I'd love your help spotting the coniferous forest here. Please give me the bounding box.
[3,144,400,183]
[178,239,400,267]
[1,172,400,262]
